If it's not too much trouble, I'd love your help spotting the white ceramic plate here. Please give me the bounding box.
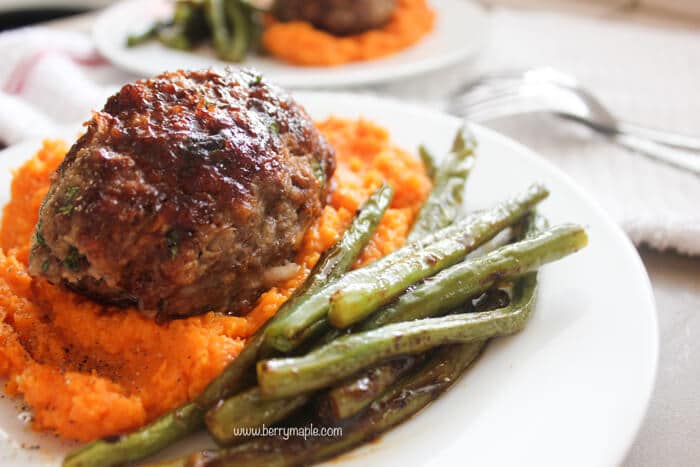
[92,0,489,88]
[0,93,657,466]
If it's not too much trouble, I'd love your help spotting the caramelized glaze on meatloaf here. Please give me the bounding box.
[29,68,335,319]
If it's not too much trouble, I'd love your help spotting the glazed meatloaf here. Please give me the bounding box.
[272,0,397,36]
[28,68,335,319]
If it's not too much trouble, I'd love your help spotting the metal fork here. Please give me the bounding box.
[445,68,700,175]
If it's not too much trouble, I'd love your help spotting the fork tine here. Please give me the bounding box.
[449,81,559,115]
[453,94,546,122]
[454,82,528,108]
[520,67,580,87]
[454,67,578,100]
[449,90,523,118]
[450,69,530,96]
[450,82,583,123]
[455,79,571,108]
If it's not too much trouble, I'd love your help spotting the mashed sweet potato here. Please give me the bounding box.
[262,0,435,66]
[0,118,431,441]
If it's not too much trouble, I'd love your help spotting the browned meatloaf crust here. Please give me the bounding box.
[28,68,335,319]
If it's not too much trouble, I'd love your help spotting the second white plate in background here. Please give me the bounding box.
[92,0,489,88]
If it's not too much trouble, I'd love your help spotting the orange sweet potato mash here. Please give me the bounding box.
[0,118,431,441]
[262,0,435,66]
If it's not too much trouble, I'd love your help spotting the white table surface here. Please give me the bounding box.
[37,3,700,466]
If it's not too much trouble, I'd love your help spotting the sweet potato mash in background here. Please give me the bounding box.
[263,0,435,66]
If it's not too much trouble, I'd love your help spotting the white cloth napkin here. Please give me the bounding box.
[1,8,699,255]
[0,28,129,144]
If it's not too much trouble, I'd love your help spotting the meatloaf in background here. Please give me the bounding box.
[28,68,335,319]
[272,0,397,36]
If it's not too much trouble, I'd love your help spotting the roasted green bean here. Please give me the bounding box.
[322,130,475,419]
[409,127,476,241]
[326,213,545,421]
[265,184,548,350]
[258,224,586,398]
[205,387,308,445]
[418,144,438,180]
[127,21,172,47]
[127,0,259,61]
[321,356,421,421]
[361,223,586,330]
[145,335,488,467]
[222,0,249,61]
[257,297,526,398]
[204,0,230,59]
[326,187,552,329]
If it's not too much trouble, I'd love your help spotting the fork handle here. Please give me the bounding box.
[614,133,700,177]
[562,114,700,154]
[616,121,700,153]
[561,114,700,175]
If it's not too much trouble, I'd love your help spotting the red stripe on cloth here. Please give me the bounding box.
[4,49,108,95]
